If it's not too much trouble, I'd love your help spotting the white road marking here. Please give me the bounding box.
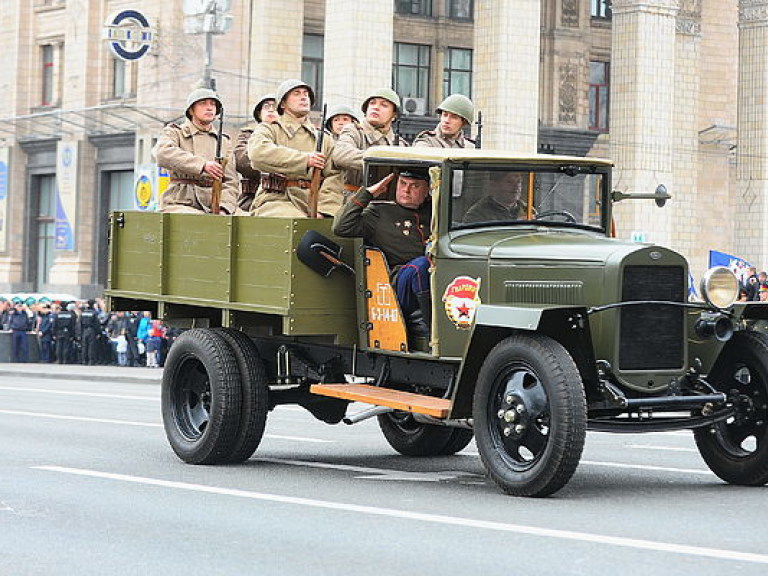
[582,460,713,476]
[257,457,479,482]
[626,444,698,453]
[33,465,768,565]
[0,386,157,401]
[0,409,162,427]
[264,435,334,444]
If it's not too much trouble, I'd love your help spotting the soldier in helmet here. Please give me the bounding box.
[154,87,240,214]
[247,79,343,218]
[234,93,278,211]
[413,94,475,149]
[324,105,359,140]
[333,88,408,195]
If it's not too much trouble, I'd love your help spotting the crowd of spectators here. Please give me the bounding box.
[0,296,180,365]
[738,267,768,302]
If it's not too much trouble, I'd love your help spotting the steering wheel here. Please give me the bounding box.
[534,210,577,223]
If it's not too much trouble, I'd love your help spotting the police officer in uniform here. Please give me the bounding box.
[247,79,343,218]
[333,169,432,339]
[154,87,240,214]
[38,304,55,363]
[234,93,278,211]
[412,94,475,149]
[324,105,359,140]
[53,303,75,364]
[79,300,101,366]
[333,88,407,195]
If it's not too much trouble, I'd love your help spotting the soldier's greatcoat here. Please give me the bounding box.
[412,126,472,149]
[247,114,343,217]
[154,119,239,214]
[333,120,407,189]
[234,125,261,211]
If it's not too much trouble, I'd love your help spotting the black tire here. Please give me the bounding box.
[161,329,242,464]
[214,328,269,463]
[378,412,456,457]
[437,428,474,456]
[694,331,768,486]
[473,334,586,497]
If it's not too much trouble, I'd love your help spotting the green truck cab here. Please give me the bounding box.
[107,147,768,497]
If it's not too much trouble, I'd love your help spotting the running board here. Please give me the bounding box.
[310,384,450,419]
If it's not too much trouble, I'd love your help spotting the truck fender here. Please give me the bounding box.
[448,305,599,419]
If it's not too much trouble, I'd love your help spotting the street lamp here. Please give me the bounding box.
[182,0,233,89]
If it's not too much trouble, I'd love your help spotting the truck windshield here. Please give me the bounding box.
[449,167,607,232]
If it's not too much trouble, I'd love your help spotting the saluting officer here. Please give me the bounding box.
[234,93,278,211]
[333,88,407,194]
[154,87,239,214]
[412,94,475,149]
[247,79,343,218]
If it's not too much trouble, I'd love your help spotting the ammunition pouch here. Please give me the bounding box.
[260,172,287,194]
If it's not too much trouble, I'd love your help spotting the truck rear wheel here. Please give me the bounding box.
[214,328,269,463]
[473,334,586,497]
[162,329,242,464]
[378,412,458,456]
[694,331,768,486]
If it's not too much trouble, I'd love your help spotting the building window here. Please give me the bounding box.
[41,45,55,106]
[32,175,56,289]
[447,0,473,20]
[395,0,432,17]
[443,48,472,99]
[112,58,137,99]
[589,61,609,132]
[393,43,431,110]
[302,34,324,111]
[591,0,612,19]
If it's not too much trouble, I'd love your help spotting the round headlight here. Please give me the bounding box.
[700,266,739,309]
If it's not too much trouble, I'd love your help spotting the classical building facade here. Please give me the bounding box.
[0,0,756,297]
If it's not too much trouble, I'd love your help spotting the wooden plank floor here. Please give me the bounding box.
[310,383,450,419]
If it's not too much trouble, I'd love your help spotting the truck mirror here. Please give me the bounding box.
[611,184,671,207]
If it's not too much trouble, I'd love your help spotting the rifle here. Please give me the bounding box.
[475,110,483,149]
[394,117,401,146]
[308,104,328,219]
[210,108,226,214]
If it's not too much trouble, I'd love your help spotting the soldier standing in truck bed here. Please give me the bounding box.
[234,93,278,211]
[247,79,343,218]
[324,105,358,141]
[154,88,240,215]
[412,94,475,149]
[332,88,407,195]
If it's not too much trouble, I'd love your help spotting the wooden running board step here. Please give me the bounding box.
[310,384,450,419]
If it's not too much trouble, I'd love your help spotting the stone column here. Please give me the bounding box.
[474,0,540,152]
[736,0,768,266]
[610,0,679,246]
[323,0,394,109]
[248,0,304,100]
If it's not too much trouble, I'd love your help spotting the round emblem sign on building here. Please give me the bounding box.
[102,10,155,61]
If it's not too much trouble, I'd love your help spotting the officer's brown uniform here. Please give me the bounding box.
[332,188,431,269]
[155,119,239,214]
[412,126,473,149]
[333,120,407,191]
[463,196,526,223]
[247,114,343,217]
[234,126,261,211]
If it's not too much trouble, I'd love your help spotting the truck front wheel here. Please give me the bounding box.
[162,329,242,464]
[694,331,768,486]
[473,334,586,497]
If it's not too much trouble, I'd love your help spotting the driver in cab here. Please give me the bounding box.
[463,172,528,224]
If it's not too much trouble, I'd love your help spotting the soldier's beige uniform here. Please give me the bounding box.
[412,127,473,149]
[247,114,343,217]
[234,126,261,211]
[333,120,407,190]
[155,119,239,214]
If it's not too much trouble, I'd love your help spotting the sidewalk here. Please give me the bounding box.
[0,362,163,385]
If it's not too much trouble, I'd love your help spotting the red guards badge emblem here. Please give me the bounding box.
[443,276,481,329]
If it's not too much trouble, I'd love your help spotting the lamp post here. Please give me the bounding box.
[182,0,233,89]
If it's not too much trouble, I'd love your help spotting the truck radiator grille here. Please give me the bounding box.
[504,281,583,305]
[619,265,685,370]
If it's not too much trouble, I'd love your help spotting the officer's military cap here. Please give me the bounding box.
[399,168,430,182]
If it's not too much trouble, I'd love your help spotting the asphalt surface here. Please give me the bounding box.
[0,362,162,385]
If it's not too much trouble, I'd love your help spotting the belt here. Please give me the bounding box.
[344,184,361,193]
[285,179,312,189]
[170,178,213,187]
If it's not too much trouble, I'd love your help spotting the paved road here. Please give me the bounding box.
[1,364,767,575]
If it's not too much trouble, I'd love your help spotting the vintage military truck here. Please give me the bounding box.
[107,147,768,497]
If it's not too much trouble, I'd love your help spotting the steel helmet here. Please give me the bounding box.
[362,88,401,114]
[185,88,223,119]
[275,79,315,114]
[436,94,474,124]
[253,93,276,122]
[324,104,359,131]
